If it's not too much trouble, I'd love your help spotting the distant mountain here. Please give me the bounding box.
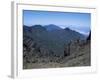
[30,25,46,32]
[23,25,46,33]
[23,25,31,32]
[31,25,46,30]
[64,27,71,31]
[23,24,85,56]
[64,27,85,40]
[65,25,90,36]
[44,24,62,31]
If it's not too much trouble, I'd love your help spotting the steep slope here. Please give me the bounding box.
[23,25,85,56]
[23,25,89,69]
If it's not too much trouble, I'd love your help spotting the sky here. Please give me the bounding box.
[23,10,91,35]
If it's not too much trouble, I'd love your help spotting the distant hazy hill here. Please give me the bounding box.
[44,24,62,31]
[64,27,85,40]
[23,24,85,56]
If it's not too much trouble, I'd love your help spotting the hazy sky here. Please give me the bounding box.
[23,10,91,35]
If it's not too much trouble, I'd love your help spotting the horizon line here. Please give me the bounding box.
[23,24,90,36]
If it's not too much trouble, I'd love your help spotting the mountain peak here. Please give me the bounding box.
[31,25,43,28]
[24,25,46,32]
[44,24,62,31]
[64,27,71,31]
[47,24,58,26]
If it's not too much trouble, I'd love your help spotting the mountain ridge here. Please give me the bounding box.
[23,24,86,56]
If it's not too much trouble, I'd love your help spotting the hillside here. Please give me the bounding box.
[23,24,90,69]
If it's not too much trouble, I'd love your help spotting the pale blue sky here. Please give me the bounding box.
[23,10,91,35]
